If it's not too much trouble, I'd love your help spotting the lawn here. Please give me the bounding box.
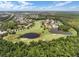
[3,20,69,43]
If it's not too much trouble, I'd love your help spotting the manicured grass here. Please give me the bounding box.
[3,20,67,43]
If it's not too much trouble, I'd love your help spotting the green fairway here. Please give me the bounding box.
[4,20,69,43]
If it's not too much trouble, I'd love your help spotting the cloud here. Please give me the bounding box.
[18,1,33,6]
[55,1,72,7]
[16,1,35,10]
[70,6,79,9]
[0,1,35,11]
[37,1,73,11]
[0,1,14,9]
[0,1,78,11]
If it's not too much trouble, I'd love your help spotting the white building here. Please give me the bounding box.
[52,24,59,29]
[0,31,7,35]
[43,19,59,29]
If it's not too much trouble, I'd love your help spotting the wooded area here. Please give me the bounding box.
[0,36,79,57]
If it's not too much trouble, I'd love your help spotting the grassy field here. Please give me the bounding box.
[68,18,79,28]
[59,13,79,29]
[61,17,79,34]
[4,20,74,43]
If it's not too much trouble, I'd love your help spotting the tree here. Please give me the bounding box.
[58,25,70,32]
[0,36,79,57]
[1,20,17,30]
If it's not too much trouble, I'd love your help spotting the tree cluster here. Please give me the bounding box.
[0,36,79,57]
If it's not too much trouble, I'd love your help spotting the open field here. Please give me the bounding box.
[67,18,79,28]
[4,20,67,43]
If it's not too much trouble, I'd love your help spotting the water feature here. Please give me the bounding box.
[20,33,40,39]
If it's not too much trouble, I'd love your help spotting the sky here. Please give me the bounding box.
[0,1,79,11]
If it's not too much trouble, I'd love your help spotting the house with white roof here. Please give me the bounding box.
[43,19,59,29]
[0,31,7,35]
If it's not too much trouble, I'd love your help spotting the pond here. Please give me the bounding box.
[20,33,40,39]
